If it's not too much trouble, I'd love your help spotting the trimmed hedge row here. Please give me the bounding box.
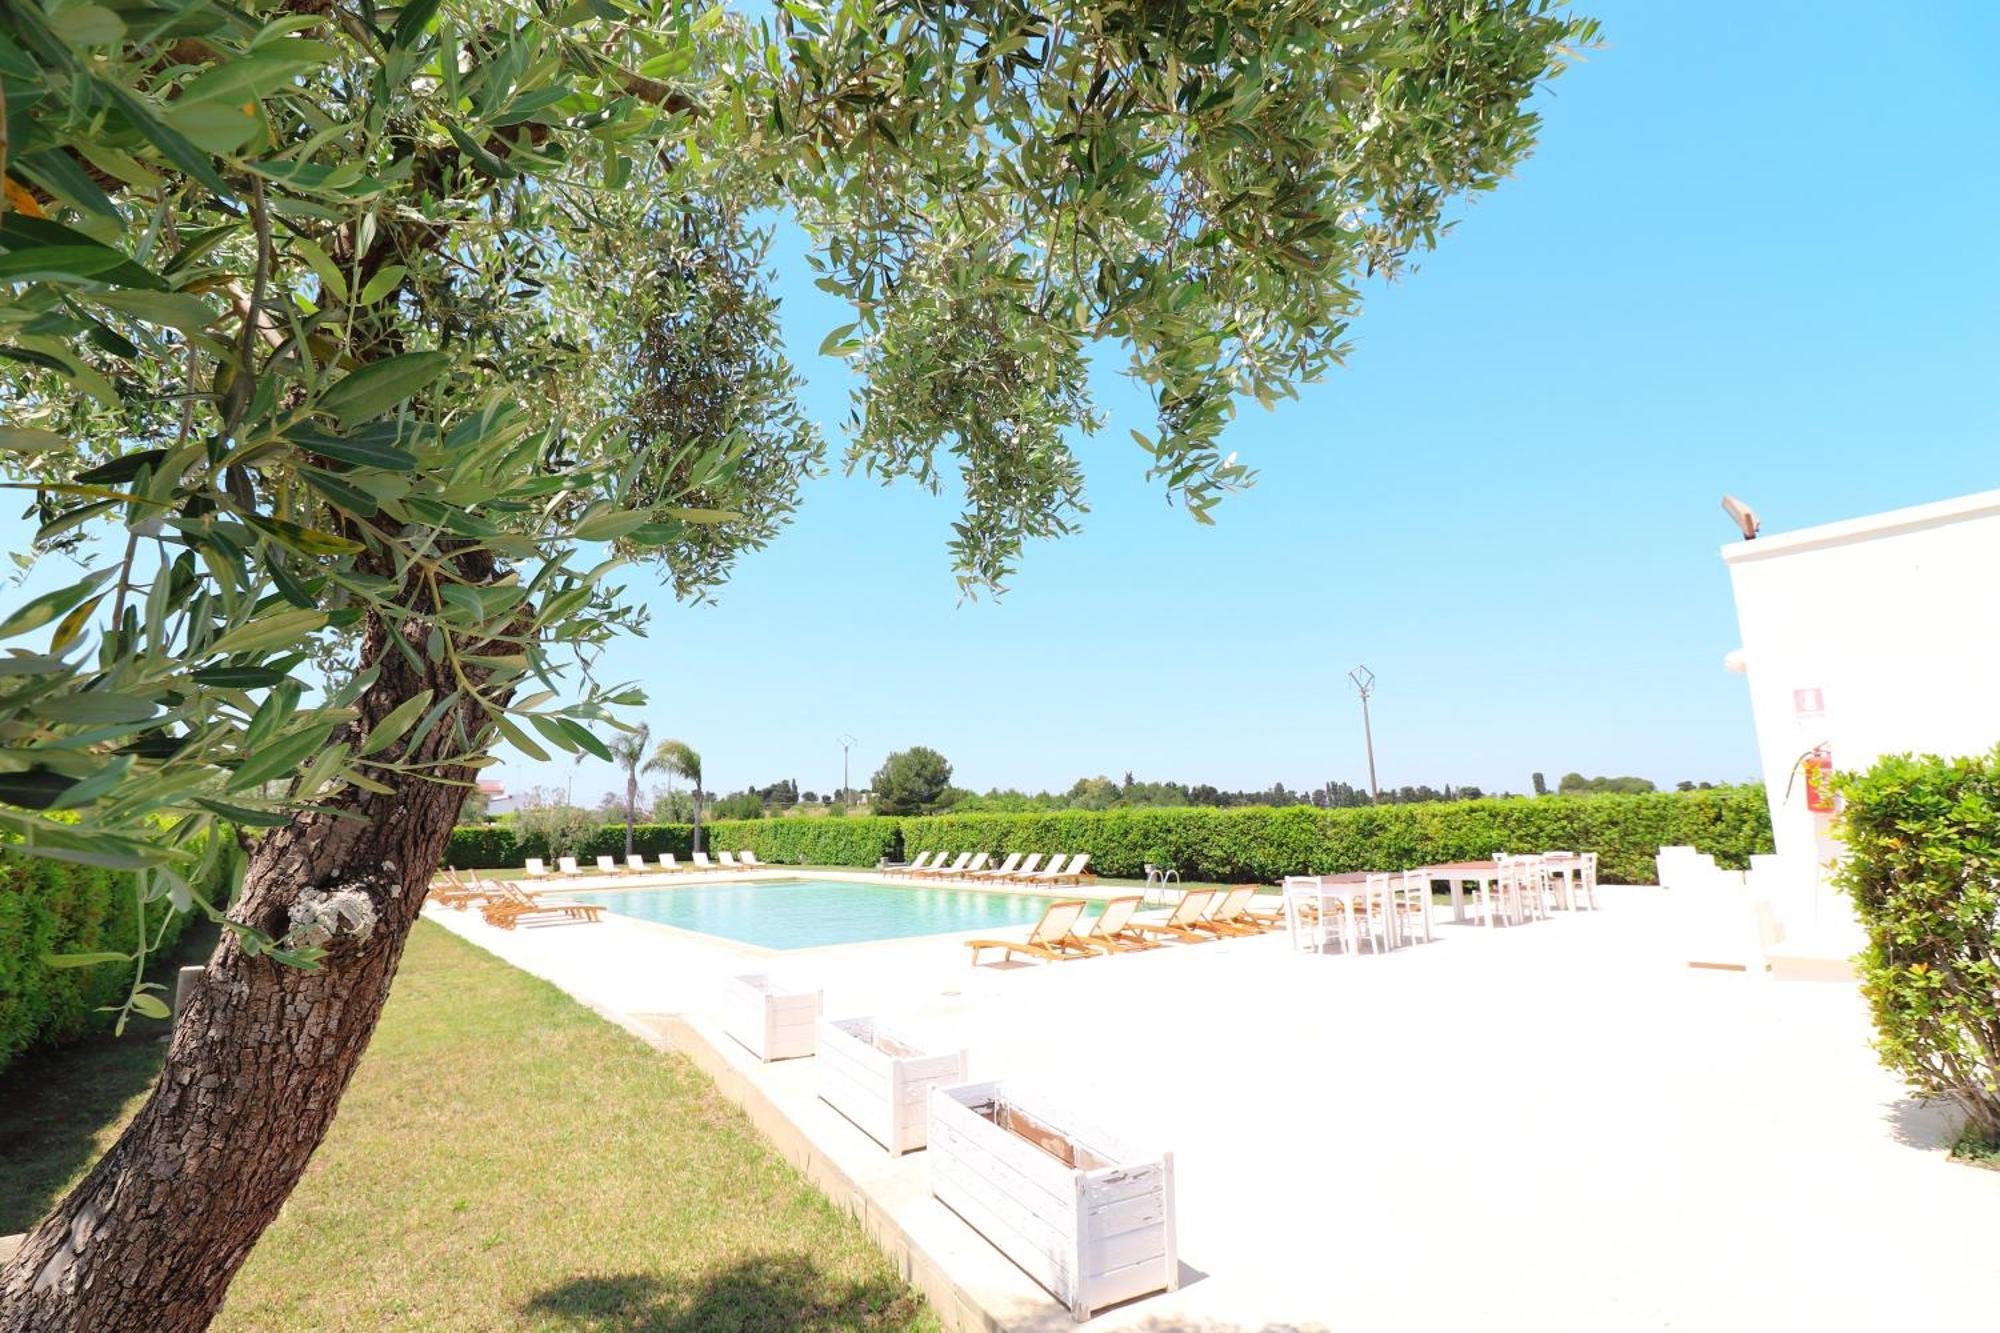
[447,791,1772,886]
[0,855,199,1074]
[445,818,903,870]
[898,789,1773,885]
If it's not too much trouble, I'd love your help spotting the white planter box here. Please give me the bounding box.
[929,1080,1177,1323]
[721,973,821,1061]
[817,1016,967,1154]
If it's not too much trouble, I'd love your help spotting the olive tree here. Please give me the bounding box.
[0,0,1593,1325]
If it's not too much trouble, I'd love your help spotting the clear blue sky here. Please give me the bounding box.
[11,3,1997,807]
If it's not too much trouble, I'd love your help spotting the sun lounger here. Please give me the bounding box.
[481,882,605,930]
[658,853,684,872]
[1048,852,1094,886]
[917,851,974,881]
[718,850,742,869]
[887,851,937,879]
[1129,888,1226,943]
[691,852,714,871]
[557,855,581,876]
[969,852,1024,881]
[740,850,763,868]
[997,852,1044,882]
[625,854,649,873]
[1075,896,1161,953]
[966,899,1102,964]
[430,869,493,909]
[595,855,618,874]
[524,858,549,878]
[1188,885,1273,937]
[1011,854,1073,887]
[921,851,987,880]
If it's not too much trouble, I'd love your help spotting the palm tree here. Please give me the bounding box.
[608,723,652,857]
[646,738,704,852]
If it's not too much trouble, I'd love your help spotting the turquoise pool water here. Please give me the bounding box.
[560,878,1089,950]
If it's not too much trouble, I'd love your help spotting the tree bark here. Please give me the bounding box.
[0,593,511,1332]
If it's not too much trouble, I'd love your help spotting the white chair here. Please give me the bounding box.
[1512,856,1553,920]
[1577,851,1600,908]
[1477,855,1524,926]
[1394,869,1433,944]
[1540,851,1578,909]
[1282,876,1334,952]
[1355,875,1396,953]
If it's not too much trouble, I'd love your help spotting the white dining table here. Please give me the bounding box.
[1418,861,1504,925]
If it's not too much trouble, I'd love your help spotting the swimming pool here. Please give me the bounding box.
[559,878,1089,950]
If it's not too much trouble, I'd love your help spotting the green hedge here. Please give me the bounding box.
[445,791,1771,885]
[898,789,1772,884]
[445,818,903,870]
[0,855,200,1074]
[1834,750,2000,1146]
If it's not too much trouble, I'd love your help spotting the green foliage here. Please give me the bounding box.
[444,817,902,870]
[871,747,953,816]
[1557,773,1658,795]
[1834,751,2000,1145]
[0,853,201,1073]
[709,792,765,821]
[510,798,599,860]
[901,789,1771,884]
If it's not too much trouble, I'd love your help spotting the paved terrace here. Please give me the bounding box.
[424,873,1999,1332]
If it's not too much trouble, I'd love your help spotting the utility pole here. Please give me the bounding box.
[837,732,857,803]
[1348,665,1379,804]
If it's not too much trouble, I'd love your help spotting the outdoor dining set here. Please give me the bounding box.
[1281,851,1600,955]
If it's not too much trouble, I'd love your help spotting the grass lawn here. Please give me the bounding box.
[1,922,933,1332]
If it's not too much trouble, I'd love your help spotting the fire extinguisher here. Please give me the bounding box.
[1804,747,1835,813]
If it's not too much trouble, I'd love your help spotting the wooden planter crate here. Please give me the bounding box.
[816,1016,967,1154]
[721,973,821,1061]
[929,1080,1177,1322]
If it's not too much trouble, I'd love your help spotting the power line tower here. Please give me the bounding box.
[1348,665,1379,804]
[836,733,857,802]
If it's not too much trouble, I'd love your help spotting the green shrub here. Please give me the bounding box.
[1834,751,2000,1146]
[899,788,1772,884]
[704,817,903,868]
[445,818,903,870]
[0,855,201,1075]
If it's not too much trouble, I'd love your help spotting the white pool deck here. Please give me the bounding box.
[424,874,2000,1332]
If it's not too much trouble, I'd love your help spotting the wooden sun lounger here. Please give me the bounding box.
[1128,888,1225,943]
[968,852,1024,881]
[481,882,604,930]
[967,899,1102,964]
[1186,884,1273,937]
[1047,853,1094,886]
[921,851,988,880]
[1075,896,1161,953]
[915,852,974,880]
[996,853,1045,883]
[430,869,495,909]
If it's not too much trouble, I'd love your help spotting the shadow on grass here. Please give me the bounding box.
[522,1254,927,1332]
[0,922,218,1234]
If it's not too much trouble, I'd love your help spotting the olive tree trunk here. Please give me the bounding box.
[0,608,507,1332]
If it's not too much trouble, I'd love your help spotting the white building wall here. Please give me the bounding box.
[1722,489,2000,946]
